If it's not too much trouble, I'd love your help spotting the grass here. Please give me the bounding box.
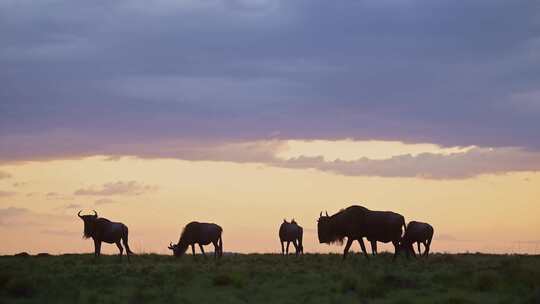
[0,253,539,303]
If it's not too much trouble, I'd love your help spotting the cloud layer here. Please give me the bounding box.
[1,0,539,154]
[1,0,539,180]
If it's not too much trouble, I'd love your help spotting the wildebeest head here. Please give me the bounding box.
[78,210,98,238]
[168,242,184,257]
[317,211,332,243]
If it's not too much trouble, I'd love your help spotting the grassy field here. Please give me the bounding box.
[0,253,539,304]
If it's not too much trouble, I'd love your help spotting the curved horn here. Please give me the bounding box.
[77,210,83,218]
[325,211,329,216]
[92,210,98,217]
[320,211,323,217]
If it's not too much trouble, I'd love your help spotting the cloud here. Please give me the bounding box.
[62,203,83,210]
[45,192,72,200]
[0,171,12,179]
[94,198,116,206]
[276,147,540,179]
[74,181,158,196]
[1,0,539,166]
[0,207,71,227]
[0,191,16,197]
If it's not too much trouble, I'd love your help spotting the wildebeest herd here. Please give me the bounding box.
[77,204,434,261]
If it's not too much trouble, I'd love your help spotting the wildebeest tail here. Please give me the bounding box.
[218,227,223,257]
[122,225,134,255]
[298,227,304,253]
[219,235,223,257]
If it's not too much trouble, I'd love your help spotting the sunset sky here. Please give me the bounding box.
[1,0,539,255]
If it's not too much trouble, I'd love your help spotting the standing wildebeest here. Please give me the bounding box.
[317,205,406,260]
[168,221,223,259]
[77,210,133,261]
[401,221,434,258]
[279,219,303,255]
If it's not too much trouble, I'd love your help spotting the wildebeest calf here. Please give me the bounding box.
[279,219,303,255]
[78,210,133,261]
[401,221,434,258]
[168,221,223,259]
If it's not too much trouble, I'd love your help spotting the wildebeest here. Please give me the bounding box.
[401,221,434,258]
[77,210,133,261]
[168,221,223,258]
[279,219,303,255]
[317,205,406,260]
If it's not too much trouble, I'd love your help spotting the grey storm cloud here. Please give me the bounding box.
[74,181,158,196]
[1,0,540,176]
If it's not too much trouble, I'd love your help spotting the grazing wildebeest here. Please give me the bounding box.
[279,219,303,255]
[168,221,223,259]
[401,221,434,258]
[317,205,406,260]
[77,210,133,261]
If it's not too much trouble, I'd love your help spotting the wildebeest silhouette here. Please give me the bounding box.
[168,221,223,259]
[317,205,406,260]
[279,219,303,255]
[78,210,133,261]
[401,221,434,258]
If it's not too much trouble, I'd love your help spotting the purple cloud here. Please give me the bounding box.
[0,0,538,161]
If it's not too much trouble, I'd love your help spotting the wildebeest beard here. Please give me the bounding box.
[83,221,94,239]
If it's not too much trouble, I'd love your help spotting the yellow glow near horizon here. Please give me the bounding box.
[278,139,474,161]
[0,155,539,255]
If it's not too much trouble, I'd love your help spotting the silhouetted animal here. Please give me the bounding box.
[279,219,303,255]
[168,221,223,259]
[317,205,406,260]
[78,210,133,261]
[401,221,434,258]
[14,252,30,257]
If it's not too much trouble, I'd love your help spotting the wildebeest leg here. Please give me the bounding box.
[292,239,299,256]
[286,241,290,255]
[198,244,207,258]
[392,240,400,261]
[191,244,196,257]
[212,241,217,259]
[116,241,123,261]
[409,243,417,258]
[370,240,377,256]
[343,238,353,260]
[281,241,285,255]
[358,238,369,259]
[94,240,101,257]
[417,242,422,255]
[424,237,432,257]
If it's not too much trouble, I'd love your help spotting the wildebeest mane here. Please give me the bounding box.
[82,217,112,239]
[325,209,348,245]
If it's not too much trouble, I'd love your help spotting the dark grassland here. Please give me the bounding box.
[0,253,539,304]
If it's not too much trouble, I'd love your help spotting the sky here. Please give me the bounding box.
[1,0,539,255]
